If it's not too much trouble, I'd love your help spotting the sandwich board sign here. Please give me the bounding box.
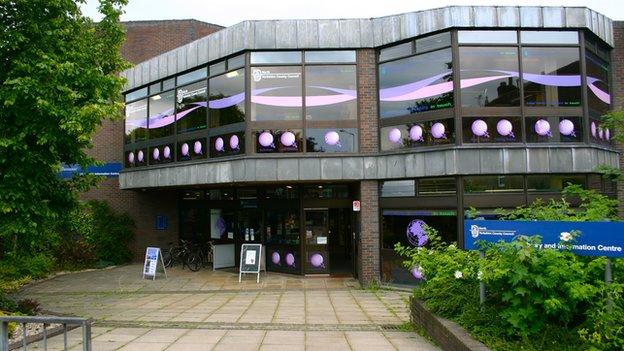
[143,247,167,280]
[239,243,265,283]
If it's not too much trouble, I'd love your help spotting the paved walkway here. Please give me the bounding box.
[17,265,439,350]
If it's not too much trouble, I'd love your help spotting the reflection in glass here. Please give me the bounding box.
[586,52,611,116]
[148,90,175,139]
[458,30,517,44]
[459,47,520,107]
[462,117,522,144]
[177,68,207,86]
[527,175,585,192]
[522,47,581,107]
[209,68,245,127]
[520,31,578,44]
[416,32,451,53]
[379,48,453,117]
[250,51,301,64]
[464,176,524,193]
[125,87,148,102]
[379,42,412,62]
[124,99,147,143]
[305,65,357,120]
[305,50,356,63]
[381,180,415,197]
[306,128,357,153]
[380,119,454,151]
[250,66,302,121]
[176,81,207,133]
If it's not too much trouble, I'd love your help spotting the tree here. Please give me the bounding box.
[0,0,129,255]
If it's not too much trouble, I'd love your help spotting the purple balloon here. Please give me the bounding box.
[163,146,171,159]
[406,219,428,247]
[137,150,144,162]
[598,127,604,140]
[259,131,274,147]
[285,253,295,267]
[280,131,296,147]
[411,266,424,280]
[193,141,202,155]
[431,122,446,139]
[535,119,552,137]
[409,125,424,142]
[324,131,340,146]
[591,122,597,138]
[181,143,189,156]
[388,128,402,144]
[152,148,160,161]
[271,252,281,265]
[496,119,514,138]
[215,137,224,152]
[559,119,575,137]
[216,217,226,235]
[605,129,611,140]
[471,119,489,137]
[229,135,239,150]
[310,253,324,268]
[128,152,135,164]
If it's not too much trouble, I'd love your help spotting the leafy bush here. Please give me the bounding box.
[85,200,134,265]
[16,298,41,315]
[0,254,55,281]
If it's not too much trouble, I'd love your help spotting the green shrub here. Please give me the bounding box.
[0,254,54,281]
[85,200,134,265]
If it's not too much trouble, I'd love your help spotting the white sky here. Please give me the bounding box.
[81,0,624,26]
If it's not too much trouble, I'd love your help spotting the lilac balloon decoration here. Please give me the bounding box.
[606,129,611,140]
[431,122,446,139]
[181,143,190,156]
[128,152,135,164]
[163,146,171,159]
[411,266,424,280]
[409,125,424,142]
[591,122,597,138]
[388,128,402,144]
[471,119,489,137]
[193,141,202,155]
[598,128,604,140]
[406,219,428,247]
[496,119,514,138]
[215,137,225,152]
[535,119,552,137]
[259,131,274,148]
[324,131,341,147]
[271,252,281,265]
[559,119,575,137]
[280,131,296,147]
[137,150,144,162]
[229,135,239,150]
[152,148,160,161]
[216,217,226,236]
[310,253,324,268]
[285,253,295,267]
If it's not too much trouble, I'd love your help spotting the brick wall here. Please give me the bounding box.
[357,49,379,154]
[359,180,380,284]
[613,22,624,218]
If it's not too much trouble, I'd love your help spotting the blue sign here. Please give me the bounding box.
[464,219,624,258]
[59,163,122,179]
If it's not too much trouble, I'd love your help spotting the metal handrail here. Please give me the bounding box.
[0,316,91,351]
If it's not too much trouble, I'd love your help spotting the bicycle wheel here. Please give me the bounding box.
[162,248,174,268]
[186,251,202,272]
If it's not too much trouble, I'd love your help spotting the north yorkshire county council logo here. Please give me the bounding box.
[252,68,263,82]
[471,225,480,238]
[177,89,186,103]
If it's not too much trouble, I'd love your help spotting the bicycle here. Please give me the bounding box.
[186,241,214,272]
[162,239,193,268]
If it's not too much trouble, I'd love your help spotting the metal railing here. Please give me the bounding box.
[0,316,91,351]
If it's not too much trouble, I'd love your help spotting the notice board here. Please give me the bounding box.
[239,244,264,283]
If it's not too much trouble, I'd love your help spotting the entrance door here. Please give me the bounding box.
[304,209,330,274]
[328,208,353,276]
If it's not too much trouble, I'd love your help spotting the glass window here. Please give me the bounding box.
[380,118,455,151]
[209,68,245,127]
[149,82,161,94]
[125,87,148,102]
[459,47,520,107]
[162,78,175,91]
[255,130,302,153]
[520,31,579,44]
[464,176,524,194]
[148,90,175,139]
[306,128,357,153]
[250,51,301,64]
[133,148,147,166]
[525,116,583,143]
[379,42,412,62]
[265,186,299,199]
[176,81,207,133]
[522,47,581,107]
[415,32,451,53]
[418,178,456,196]
[379,48,453,117]
[589,118,612,144]
[527,175,585,192]
[177,68,207,86]
[209,132,244,158]
[227,54,245,69]
[381,180,415,197]
[303,185,350,199]
[304,50,356,63]
[458,30,517,44]
[250,66,302,121]
[124,99,147,143]
[209,61,226,76]
[178,138,207,161]
[586,52,611,116]
[305,65,357,120]
[462,117,522,144]
[149,143,174,165]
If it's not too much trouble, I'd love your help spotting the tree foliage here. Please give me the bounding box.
[0,0,129,254]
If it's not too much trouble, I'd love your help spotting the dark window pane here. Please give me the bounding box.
[520,31,579,44]
[586,52,611,116]
[381,180,415,197]
[464,176,524,194]
[255,130,302,153]
[306,128,357,153]
[525,116,583,143]
[527,175,585,192]
[459,47,520,107]
[458,30,517,44]
[250,51,301,64]
[125,87,148,102]
[462,117,522,144]
[209,61,226,76]
[304,50,356,63]
[418,178,456,196]
[176,81,207,133]
[379,48,453,117]
[124,99,147,143]
[522,47,581,107]
[380,118,455,151]
[210,132,245,158]
[209,68,245,127]
[227,54,245,69]
[303,185,350,199]
[305,65,357,120]
[250,66,302,121]
[379,42,412,62]
[415,32,451,53]
[149,143,174,165]
[177,68,207,86]
[265,186,299,199]
[177,138,207,161]
[148,90,175,139]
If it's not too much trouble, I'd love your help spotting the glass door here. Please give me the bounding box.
[304,209,330,274]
